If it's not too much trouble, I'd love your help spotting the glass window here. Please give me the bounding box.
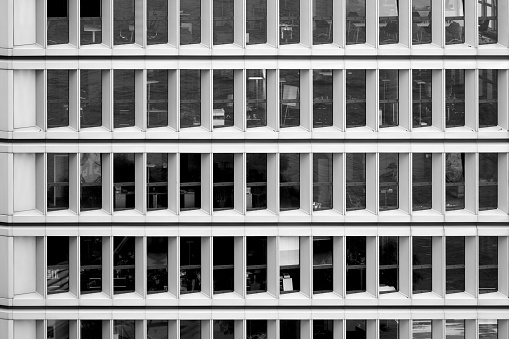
[412,153,432,211]
[412,236,432,294]
[114,320,135,339]
[280,237,300,293]
[479,69,498,127]
[379,236,398,293]
[380,320,399,339]
[313,237,333,293]
[114,153,135,211]
[280,153,300,211]
[446,319,464,338]
[48,154,69,211]
[180,70,201,128]
[479,0,497,44]
[246,0,267,45]
[446,237,465,294]
[313,0,333,44]
[379,0,399,45]
[180,154,201,211]
[47,237,69,295]
[214,320,234,339]
[446,153,465,211]
[346,320,366,338]
[247,70,267,127]
[80,0,102,45]
[47,0,69,45]
[346,0,366,44]
[113,236,135,294]
[147,0,168,45]
[213,154,234,211]
[314,320,333,339]
[147,70,168,128]
[413,320,432,339]
[479,320,498,339]
[281,320,300,339]
[379,70,399,128]
[379,153,398,211]
[446,70,465,127]
[80,153,102,211]
[114,70,135,128]
[180,0,201,45]
[479,236,498,294]
[346,70,366,128]
[445,0,464,45]
[247,236,267,293]
[313,70,333,127]
[313,153,332,211]
[80,70,102,128]
[147,153,168,211]
[247,321,267,338]
[213,237,234,293]
[346,153,366,211]
[180,237,201,293]
[247,153,267,211]
[346,237,366,293]
[81,320,102,339]
[412,0,431,44]
[280,0,300,45]
[147,320,168,339]
[280,70,300,128]
[47,70,69,129]
[80,236,102,294]
[479,153,498,210]
[147,237,168,294]
[47,320,69,339]
[412,70,432,128]
[213,70,234,128]
[214,0,234,45]
[114,0,135,45]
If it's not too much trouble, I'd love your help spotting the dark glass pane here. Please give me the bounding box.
[147,237,168,294]
[280,70,300,127]
[280,153,300,210]
[446,153,465,211]
[114,153,135,211]
[113,236,135,294]
[114,70,135,128]
[147,0,168,45]
[48,153,69,211]
[80,0,102,45]
[313,70,333,127]
[247,70,267,127]
[412,69,432,127]
[281,320,300,339]
[346,70,366,128]
[379,236,398,293]
[47,0,69,45]
[379,70,399,127]
[313,320,333,339]
[47,237,69,294]
[346,153,366,211]
[214,0,234,44]
[80,70,102,128]
[81,153,102,211]
[180,70,201,128]
[147,70,168,128]
[379,153,398,211]
[445,1,464,45]
[479,320,498,339]
[247,321,267,338]
[379,320,399,339]
[80,236,102,294]
[446,237,465,293]
[213,154,234,210]
[479,236,498,294]
[279,0,300,44]
[313,0,333,44]
[412,0,431,44]
[214,237,234,293]
[214,320,234,339]
[81,320,102,339]
[147,153,168,210]
[479,0,497,45]
[445,320,464,338]
[213,70,234,128]
[446,70,465,127]
[180,237,201,293]
[379,0,399,45]
[247,237,267,293]
[280,237,300,293]
[180,153,201,210]
[114,0,135,45]
[313,154,332,211]
[346,0,366,44]
[247,0,267,44]
[479,69,498,127]
[47,320,69,339]
[47,70,69,128]
[346,320,366,339]
[181,320,201,339]
[479,153,498,210]
[412,236,432,293]
[180,0,201,45]
[412,153,432,211]
[346,237,366,293]
[413,320,432,339]
[313,237,333,293]
[147,320,168,339]
[247,153,267,210]
[114,320,135,339]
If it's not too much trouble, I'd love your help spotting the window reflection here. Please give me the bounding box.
[114,0,135,45]
[147,320,168,339]
[47,237,69,294]
[147,237,168,294]
[314,320,333,339]
[479,69,498,127]
[446,70,465,127]
[479,320,498,339]
[280,0,300,44]
[81,320,102,339]
[313,237,333,293]
[147,70,168,128]
[247,154,267,210]
[80,236,102,294]
[213,237,234,293]
[445,319,465,338]
[413,236,432,294]
[479,236,498,294]
[180,154,201,211]
[412,153,432,211]
[445,153,464,211]
[346,0,366,45]
[412,70,432,128]
[479,0,497,44]
[446,237,465,294]
[80,0,102,45]
[379,153,398,211]
[113,237,135,294]
[445,0,464,44]
[280,70,300,128]
[313,70,333,127]
[213,70,234,128]
[214,0,234,45]
[346,153,366,211]
[346,237,366,293]
[81,153,102,211]
[413,320,432,339]
[48,153,69,211]
[379,0,399,45]
[280,153,300,210]
[181,321,200,339]
[213,154,234,211]
[280,320,300,339]
[214,320,234,339]
[346,70,366,128]
[114,70,135,128]
[313,0,333,44]
[47,320,69,339]
[246,0,267,45]
[147,0,168,45]
[47,70,69,129]
[412,0,431,44]
[147,153,168,211]
[47,0,69,45]
[180,0,201,45]
[379,236,398,294]
[379,320,399,339]
[180,70,201,128]
[80,70,102,128]
[247,70,267,127]
[180,237,201,293]
[114,320,135,339]
[313,154,332,211]
[247,237,267,293]
[479,153,498,210]
[114,153,135,211]
[247,321,267,339]
[280,237,300,293]
[379,70,399,127]
[346,320,366,338]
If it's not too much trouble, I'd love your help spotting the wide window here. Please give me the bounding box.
[214,320,234,339]
[479,153,498,210]
[180,154,201,211]
[114,153,135,211]
[313,70,333,127]
[314,320,333,339]
[280,153,300,211]
[180,0,201,45]
[180,237,201,293]
[80,0,102,45]
[479,69,498,127]
[247,153,267,211]
[479,0,498,44]
[445,0,464,44]
[412,236,432,294]
[47,0,69,45]
[346,0,366,44]
[246,0,267,45]
[47,70,69,129]
[379,153,398,211]
[147,70,168,128]
[147,0,168,45]
[80,153,102,211]
[180,70,201,128]
[213,237,234,294]
[114,70,135,128]
[313,153,332,211]
[246,236,267,293]
[445,153,465,211]
[379,0,399,45]
[412,153,432,211]
[346,153,366,211]
[346,70,366,128]
[213,154,234,211]
[279,0,300,45]
[379,70,399,128]
[446,237,465,294]
[80,70,102,128]
[479,236,498,294]
[114,0,135,45]
[147,153,168,211]
[280,70,300,128]
[313,237,333,293]
[47,237,69,294]
[379,236,398,294]
[280,320,300,339]
[280,237,300,293]
[80,236,102,294]
[48,153,69,211]
[412,0,431,44]
[346,237,366,293]
[213,70,234,128]
[113,236,135,294]
[412,70,432,128]
[147,237,168,294]
[313,0,333,44]
[446,70,465,127]
[214,0,234,45]
[379,320,399,339]
[246,70,267,128]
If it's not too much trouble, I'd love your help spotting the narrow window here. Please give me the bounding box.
[213,70,234,128]
[313,320,333,339]
[114,70,135,128]
[213,0,234,45]
[479,0,497,45]
[80,153,102,211]
[479,236,498,294]
[313,153,332,211]
[47,153,69,211]
[47,237,69,294]
[246,70,267,127]
[213,154,234,211]
[279,0,300,44]
[412,236,432,294]
[313,0,333,44]
[80,70,102,128]
[280,237,300,293]
[346,70,366,128]
[114,0,135,45]
[379,70,399,128]
[246,0,267,45]
[47,0,69,45]
[114,153,135,211]
[247,321,267,338]
[379,320,399,339]
[479,320,498,338]
[147,153,168,211]
[346,0,366,44]
[280,320,300,339]
[246,154,267,211]
[47,70,69,129]
[81,320,102,339]
[80,0,102,45]
[346,320,366,338]
[113,236,135,294]
[80,236,102,294]
[412,153,432,211]
[180,0,201,45]
[47,320,69,339]
[346,153,366,211]
[147,0,168,45]
[446,237,465,294]
[180,154,201,211]
[445,69,465,127]
[280,153,300,211]
[479,153,498,211]
[280,70,300,128]
[445,153,465,211]
[445,320,465,338]
[147,70,168,128]
[412,69,432,128]
[479,69,498,127]
[147,320,168,339]
[379,236,398,293]
[346,236,366,293]
[412,0,431,44]
[313,70,333,128]
[412,320,432,338]
[379,0,399,45]
[379,153,398,211]
[313,237,333,293]
[213,237,234,294]
[213,320,234,339]
[445,0,464,45]
[147,237,168,294]
[247,236,267,293]
[114,320,135,339]
[180,70,201,128]
[180,237,201,293]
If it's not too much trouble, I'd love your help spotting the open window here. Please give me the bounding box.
[80,236,102,294]
[279,237,300,294]
[247,236,267,293]
[180,237,201,294]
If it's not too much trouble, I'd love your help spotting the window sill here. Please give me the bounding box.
[179,291,209,300]
[12,209,44,223]
[146,292,177,300]
[411,291,443,305]
[444,209,476,223]
[279,291,309,299]
[146,209,178,223]
[312,291,342,301]
[212,291,243,300]
[378,209,410,222]
[112,209,144,223]
[112,292,145,306]
[444,291,476,304]
[279,209,311,223]
[46,126,78,139]
[146,126,178,138]
[312,209,343,222]
[245,209,278,223]
[79,209,112,223]
[478,209,509,222]
[212,209,244,222]
[411,209,444,222]
[379,291,408,299]
[47,209,78,223]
